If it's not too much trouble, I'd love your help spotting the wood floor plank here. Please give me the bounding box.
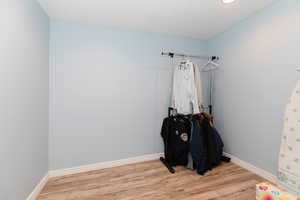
[38,161,265,200]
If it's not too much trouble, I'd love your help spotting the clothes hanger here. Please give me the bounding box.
[179,55,189,70]
[201,58,219,72]
[180,55,188,64]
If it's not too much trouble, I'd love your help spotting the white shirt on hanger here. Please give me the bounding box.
[193,63,204,109]
[172,60,200,115]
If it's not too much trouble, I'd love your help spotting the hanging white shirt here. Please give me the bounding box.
[172,60,200,115]
[193,63,204,109]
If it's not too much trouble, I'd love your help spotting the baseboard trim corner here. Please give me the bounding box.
[224,152,277,183]
[26,173,49,200]
[49,152,164,178]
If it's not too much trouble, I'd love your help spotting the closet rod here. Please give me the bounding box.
[161,52,220,61]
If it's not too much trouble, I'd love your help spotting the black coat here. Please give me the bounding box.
[190,116,224,175]
[190,118,207,175]
[161,115,191,166]
[200,118,223,171]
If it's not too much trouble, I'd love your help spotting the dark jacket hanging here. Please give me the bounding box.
[190,117,207,175]
[211,127,224,166]
[161,115,191,166]
[190,114,224,175]
[200,117,222,170]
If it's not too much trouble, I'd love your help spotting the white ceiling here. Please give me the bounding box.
[38,0,276,39]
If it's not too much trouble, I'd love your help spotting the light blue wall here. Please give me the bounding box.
[49,20,208,170]
[208,0,300,175]
[0,1,49,199]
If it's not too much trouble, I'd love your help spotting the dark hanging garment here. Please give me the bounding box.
[161,115,191,166]
[201,118,218,170]
[160,112,225,175]
[200,117,223,170]
[211,127,224,166]
[190,117,207,175]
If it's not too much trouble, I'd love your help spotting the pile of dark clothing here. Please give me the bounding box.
[160,113,224,175]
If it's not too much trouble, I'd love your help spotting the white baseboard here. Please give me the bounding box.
[49,152,164,178]
[224,152,277,183]
[26,173,49,200]
[27,152,277,199]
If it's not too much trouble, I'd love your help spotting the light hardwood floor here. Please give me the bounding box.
[38,161,265,200]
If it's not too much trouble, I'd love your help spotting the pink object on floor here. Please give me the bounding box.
[256,182,299,200]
